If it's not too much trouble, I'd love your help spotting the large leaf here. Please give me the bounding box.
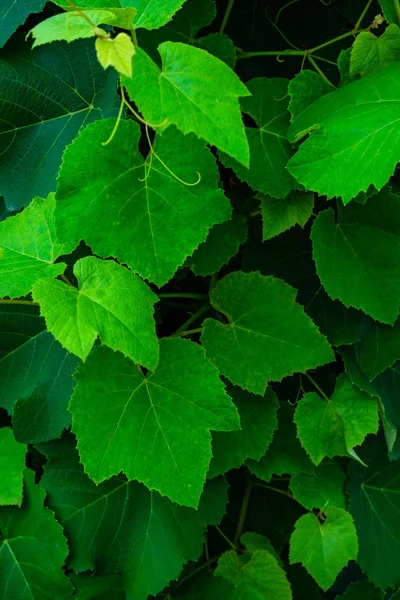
[55,119,231,286]
[350,24,400,77]
[0,0,46,48]
[122,43,250,166]
[287,62,400,203]
[219,78,297,198]
[0,194,75,298]
[294,374,379,465]
[70,338,239,507]
[0,37,119,210]
[32,256,159,367]
[40,436,228,599]
[311,188,400,324]
[289,508,358,591]
[0,428,26,506]
[0,468,72,598]
[201,271,334,395]
[289,460,347,511]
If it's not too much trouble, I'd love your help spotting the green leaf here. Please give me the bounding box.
[0,0,46,48]
[338,47,359,86]
[289,508,358,591]
[179,573,237,599]
[195,33,236,68]
[70,573,125,600]
[0,468,72,598]
[0,37,119,210]
[378,0,400,24]
[348,435,400,589]
[371,362,400,459]
[338,580,384,600]
[289,460,347,511]
[311,188,400,324]
[350,24,400,77]
[29,10,116,47]
[0,428,26,506]
[259,190,314,241]
[40,436,228,598]
[187,214,248,276]
[288,70,332,119]
[356,317,400,380]
[208,387,279,478]
[121,43,250,166]
[32,256,159,367]
[0,194,75,298]
[287,63,400,203]
[96,32,136,77]
[294,374,379,465]
[201,271,334,395]
[55,119,231,286]
[70,338,239,507]
[220,77,297,197]
[247,402,315,482]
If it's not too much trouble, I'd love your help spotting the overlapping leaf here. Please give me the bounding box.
[30,10,118,46]
[259,190,314,241]
[0,0,46,48]
[350,24,400,77]
[289,460,347,511]
[0,428,26,506]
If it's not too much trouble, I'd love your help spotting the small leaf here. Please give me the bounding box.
[0,428,26,506]
[350,24,400,77]
[96,32,135,77]
[356,317,400,380]
[30,10,115,47]
[259,190,314,241]
[288,70,331,119]
[289,460,347,511]
[289,508,358,591]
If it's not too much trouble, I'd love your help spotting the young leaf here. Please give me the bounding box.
[208,387,279,478]
[69,338,239,507]
[259,190,314,241]
[247,402,315,482]
[0,194,75,298]
[96,32,136,77]
[0,468,72,598]
[288,70,331,119]
[289,508,358,591]
[311,188,400,324]
[0,38,119,210]
[219,77,297,198]
[32,256,159,368]
[287,62,400,203]
[55,119,231,286]
[121,43,250,166]
[187,214,248,276]
[0,428,26,506]
[289,460,347,511]
[350,24,400,77]
[201,271,334,395]
[29,10,116,46]
[0,0,46,48]
[294,374,379,465]
[40,436,228,599]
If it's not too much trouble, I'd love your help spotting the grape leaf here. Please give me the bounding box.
[289,460,347,511]
[247,402,315,482]
[96,32,136,77]
[32,256,159,367]
[195,33,236,68]
[311,188,400,324]
[40,436,228,599]
[289,508,358,591]
[121,43,250,166]
[70,338,239,507]
[187,214,248,276]
[0,428,26,506]
[378,0,399,24]
[29,10,116,46]
[219,77,297,198]
[70,574,125,600]
[201,271,334,395]
[0,0,46,48]
[208,387,279,478]
[356,317,400,380]
[287,62,400,203]
[0,194,75,298]
[0,468,72,598]
[339,580,384,600]
[350,24,400,77]
[288,70,331,119]
[259,190,314,241]
[0,37,119,210]
[55,119,231,286]
[294,374,379,465]
[338,47,359,86]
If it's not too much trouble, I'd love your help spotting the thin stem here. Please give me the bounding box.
[102,92,125,146]
[234,471,253,545]
[307,55,335,87]
[158,293,208,300]
[304,372,330,401]
[170,303,209,337]
[308,30,355,54]
[0,299,38,306]
[175,556,219,589]
[172,327,203,337]
[237,49,304,59]
[394,0,400,27]
[131,27,138,45]
[60,273,74,287]
[354,0,374,30]
[220,0,235,33]
[215,525,236,550]
[256,482,301,503]
[209,273,218,292]
[65,0,99,30]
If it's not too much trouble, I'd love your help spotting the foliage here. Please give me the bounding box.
[1,0,400,598]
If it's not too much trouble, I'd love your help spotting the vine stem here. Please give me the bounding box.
[170,303,209,337]
[234,471,253,545]
[307,55,334,86]
[173,327,203,337]
[175,556,219,589]
[256,482,301,504]
[158,293,208,300]
[220,0,235,33]
[304,372,330,401]
[0,299,38,306]
[215,525,236,550]
[354,0,374,30]
[131,27,138,46]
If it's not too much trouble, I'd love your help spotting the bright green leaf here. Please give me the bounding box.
[288,70,331,119]
[122,43,250,166]
[220,77,297,197]
[208,387,279,478]
[289,460,347,511]
[32,256,159,367]
[259,190,314,241]
[378,0,400,24]
[0,428,26,506]
[201,271,334,395]
[70,338,239,507]
[294,374,379,465]
[0,0,46,48]
[350,24,400,77]
[96,32,136,77]
[289,508,358,591]
[29,10,115,47]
